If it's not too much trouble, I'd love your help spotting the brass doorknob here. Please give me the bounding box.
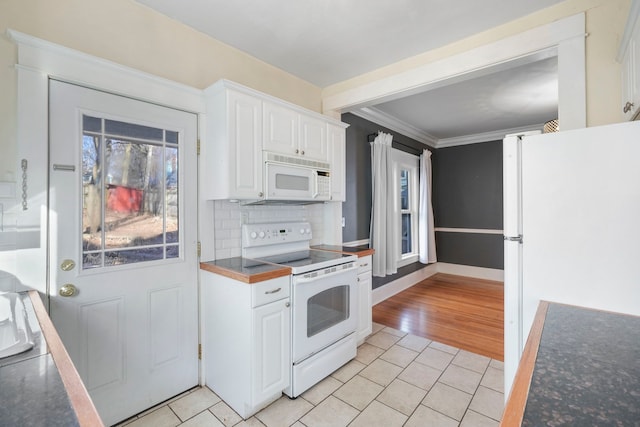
[59,284,78,297]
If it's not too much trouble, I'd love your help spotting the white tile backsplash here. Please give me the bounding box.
[212,201,328,259]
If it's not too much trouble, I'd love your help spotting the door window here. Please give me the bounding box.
[82,115,180,269]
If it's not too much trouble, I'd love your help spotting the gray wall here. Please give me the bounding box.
[433,141,504,269]
[342,113,428,243]
[341,114,505,284]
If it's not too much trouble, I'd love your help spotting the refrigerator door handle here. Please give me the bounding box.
[504,235,523,243]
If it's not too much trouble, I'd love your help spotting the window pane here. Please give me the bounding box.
[82,133,103,248]
[166,147,179,245]
[400,170,409,210]
[166,130,178,144]
[402,213,412,254]
[104,248,164,266]
[105,119,163,141]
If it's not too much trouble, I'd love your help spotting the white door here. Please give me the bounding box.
[48,80,199,426]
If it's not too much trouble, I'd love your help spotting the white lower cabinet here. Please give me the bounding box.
[357,255,373,344]
[202,271,290,419]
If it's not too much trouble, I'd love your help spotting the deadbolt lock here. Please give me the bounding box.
[60,259,76,271]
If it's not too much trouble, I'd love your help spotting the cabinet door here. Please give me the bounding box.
[263,101,298,155]
[299,114,329,162]
[252,298,291,406]
[327,123,346,201]
[228,90,264,198]
[357,271,372,344]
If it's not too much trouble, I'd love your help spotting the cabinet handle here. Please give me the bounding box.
[360,263,369,267]
[265,287,281,294]
[258,192,264,198]
[285,302,290,307]
[295,149,299,154]
[301,150,305,155]
[624,101,634,113]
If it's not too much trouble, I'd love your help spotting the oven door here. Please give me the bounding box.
[291,263,358,364]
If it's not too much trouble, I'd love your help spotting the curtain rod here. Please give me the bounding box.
[367,133,423,155]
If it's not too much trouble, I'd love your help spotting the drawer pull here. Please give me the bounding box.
[265,287,281,294]
[360,263,369,267]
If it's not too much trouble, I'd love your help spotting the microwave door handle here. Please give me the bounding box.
[312,170,319,199]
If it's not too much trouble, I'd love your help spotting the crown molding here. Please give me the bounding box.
[350,107,438,147]
[436,123,545,148]
[349,105,545,148]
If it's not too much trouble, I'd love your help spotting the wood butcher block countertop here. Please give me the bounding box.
[200,257,291,283]
[311,244,375,257]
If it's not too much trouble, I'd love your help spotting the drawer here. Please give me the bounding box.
[252,275,290,307]
[358,255,372,273]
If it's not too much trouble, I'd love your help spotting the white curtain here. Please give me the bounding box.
[419,149,437,264]
[370,131,398,277]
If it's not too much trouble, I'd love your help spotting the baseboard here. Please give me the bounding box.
[371,262,504,305]
[372,264,438,305]
[436,263,504,282]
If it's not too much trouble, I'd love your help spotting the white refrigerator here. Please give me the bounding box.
[503,120,640,397]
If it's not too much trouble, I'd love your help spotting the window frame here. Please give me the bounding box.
[390,149,420,268]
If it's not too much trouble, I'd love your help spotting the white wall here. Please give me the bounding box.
[210,201,327,260]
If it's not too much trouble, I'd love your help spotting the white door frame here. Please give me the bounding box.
[8,31,209,386]
[323,13,586,134]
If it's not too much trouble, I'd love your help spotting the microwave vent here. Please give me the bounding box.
[264,152,330,170]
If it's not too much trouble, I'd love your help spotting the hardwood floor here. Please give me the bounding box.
[372,273,504,361]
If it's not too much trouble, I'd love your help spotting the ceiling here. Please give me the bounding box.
[136,0,562,145]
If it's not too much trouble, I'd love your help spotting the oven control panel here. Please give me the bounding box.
[243,222,312,248]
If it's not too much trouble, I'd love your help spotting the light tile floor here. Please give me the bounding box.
[116,323,504,427]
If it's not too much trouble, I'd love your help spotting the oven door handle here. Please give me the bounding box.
[294,264,356,284]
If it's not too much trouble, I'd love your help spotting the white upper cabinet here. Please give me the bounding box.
[263,101,298,155]
[203,84,263,200]
[203,80,347,200]
[299,114,329,162]
[264,102,329,162]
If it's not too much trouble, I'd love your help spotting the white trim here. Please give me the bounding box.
[0,182,16,199]
[7,30,205,114]
[435,227,503,235]
[436,262,504,282]
[372,264,437,305]
[436,124,544,148]
[617,0,640,62]
[371,261,504,305]
[350,107,437,147]
[351,107,545,148]
[343,239,370,247]
[324,13,586,133]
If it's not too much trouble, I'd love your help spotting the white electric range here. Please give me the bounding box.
[242,222,358,397]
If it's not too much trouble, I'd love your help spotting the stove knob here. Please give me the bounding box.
[305,228,311,234]
[250,231,257,239]
[258,231,266,239]
[300,228,305,234]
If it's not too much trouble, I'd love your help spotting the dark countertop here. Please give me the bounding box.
[522,303,640,426]
[312,244,375,258]
[0,292,82,427]
[200,257,291,283]
[504,302,640,426]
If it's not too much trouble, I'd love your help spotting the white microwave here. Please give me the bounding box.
[264,153,331,202]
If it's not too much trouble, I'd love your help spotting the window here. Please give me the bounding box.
[392,150,419,267]
[81,114,180,269]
